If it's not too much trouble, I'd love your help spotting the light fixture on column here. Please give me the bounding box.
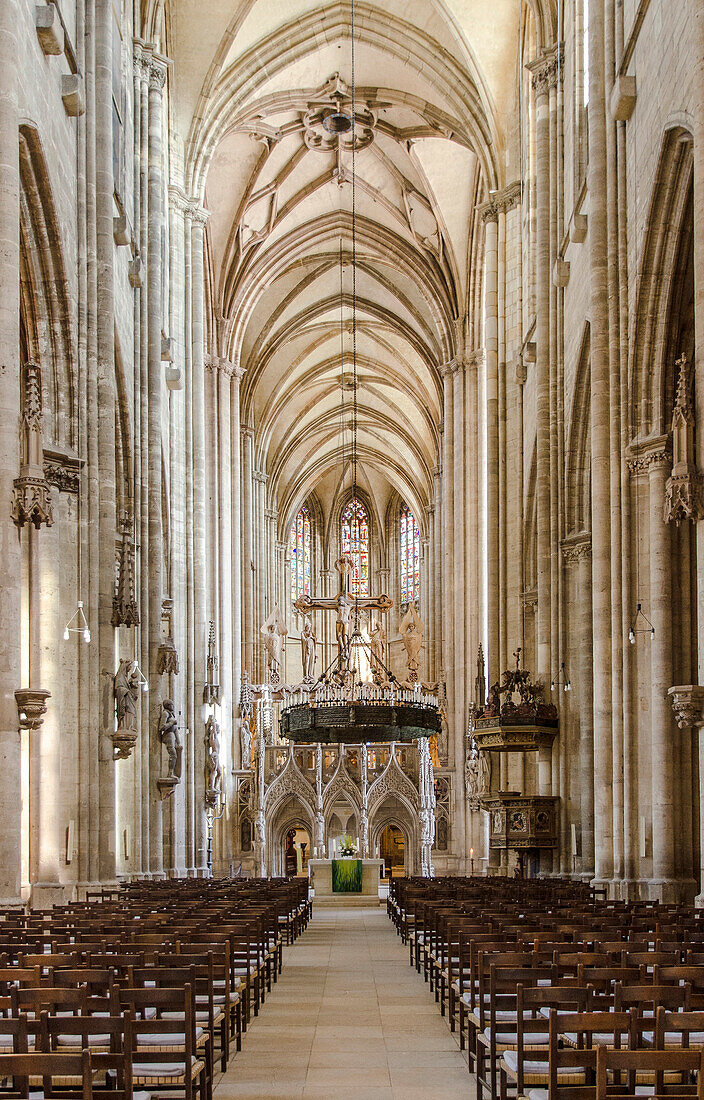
[628,602,655,645]
[133,662,149,692]
[63,600,91,643]
[550,661,572,693]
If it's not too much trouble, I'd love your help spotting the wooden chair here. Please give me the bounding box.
[0,1049,93,1099]
[595,1046,704,1099]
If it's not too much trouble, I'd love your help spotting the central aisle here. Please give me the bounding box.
[215,904,469,1099]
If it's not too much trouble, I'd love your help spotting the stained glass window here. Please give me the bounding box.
[289,506,311,604]
[400,503,420,606]
[341,498,370,597]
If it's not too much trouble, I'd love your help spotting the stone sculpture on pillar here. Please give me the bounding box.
[399,604,423,682]
[157,598,180,676]
[239,670,253,769]
[157,699,182,799]
[261,604,287,685]
[664,354,704,524]
[240,714,252,770]
[203,620,220,704]
[205,714,222,808]
[113,659,141,759]
[465,737,491,812]
[12,362,53,529]
[300,617,317,683]
[112,513,139,627]
[369,618,386,683]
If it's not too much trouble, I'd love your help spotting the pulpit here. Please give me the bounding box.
[308,858,383,900]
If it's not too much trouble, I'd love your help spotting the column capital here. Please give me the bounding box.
[241,425,255,442]
[561,531,591,564]
[527,44,564,96]
[495,181,522,213]
[187,200,210,227]
[168,184,190,214]
[147,52,169,92]
[626,433,671,475]
[439,357,461,377]
[478,199,499,224]
[668,685,704,729]
[465,348,485,370]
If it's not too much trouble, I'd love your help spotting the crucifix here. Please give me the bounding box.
[294,554,392,671]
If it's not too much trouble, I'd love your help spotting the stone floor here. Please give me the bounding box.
[215,904,470,1099]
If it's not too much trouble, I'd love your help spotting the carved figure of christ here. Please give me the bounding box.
[294,555,392,670]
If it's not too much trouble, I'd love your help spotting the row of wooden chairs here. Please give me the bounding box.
[388,876,704,1099]
[0,876,311,1099]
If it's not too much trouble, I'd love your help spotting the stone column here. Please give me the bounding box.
[432,468,442,684]
[147,53,168,878]
[190,203,209,875]
[96,0,118,884]
[646,441,677,898]
[441,363,455,736]
[242,427,254,677]
[563,534,594,877]
[217,360,233,861]
[527,52,557,688]
[421,532,431,674]
[587,0,614,887]
[0,0,22,903]
[481,206,500,687]
[231,365,244,768]
[670,687,704,905]
[692,0,704,906]
[33,504,66,905]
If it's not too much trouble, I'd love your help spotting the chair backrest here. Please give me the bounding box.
[595,1045,704,1099]
[0,1048,93,1099]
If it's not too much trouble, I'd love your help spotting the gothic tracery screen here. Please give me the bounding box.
[400,502,420,605]
[289,505,311,604]
[341,498,369,596]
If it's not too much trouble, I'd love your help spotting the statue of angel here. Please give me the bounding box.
[261,605,287,682]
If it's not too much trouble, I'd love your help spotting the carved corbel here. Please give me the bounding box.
[15,689,51,731]
[668,685,704,729]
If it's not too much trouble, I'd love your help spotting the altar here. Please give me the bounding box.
[308,858,383,898]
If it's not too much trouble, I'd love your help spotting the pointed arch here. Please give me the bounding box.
[629,125,694,439]
[18,124,76,451]
[565,323,591,535]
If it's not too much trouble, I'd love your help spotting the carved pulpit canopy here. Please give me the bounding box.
[471,649,558,752]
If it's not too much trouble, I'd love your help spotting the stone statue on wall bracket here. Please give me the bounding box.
[240,714,252,770]
[300,617,317,682]
[465,738,491,812]
[399,604,423,682]
[114,659,140,732]
[205,714,222,808]
[158,699,182,779]
[261,604,287,685]
[369,618,386,683]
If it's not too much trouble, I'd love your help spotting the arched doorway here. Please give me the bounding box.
[379,825,405,878]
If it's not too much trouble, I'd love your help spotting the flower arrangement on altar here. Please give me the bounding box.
[338,834,359,858]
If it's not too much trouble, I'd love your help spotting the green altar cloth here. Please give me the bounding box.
[331,858,363,893]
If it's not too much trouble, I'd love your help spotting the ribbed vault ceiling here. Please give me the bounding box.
[173,0,526,539]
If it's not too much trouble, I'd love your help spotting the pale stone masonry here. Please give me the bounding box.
[1,0,704,901]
